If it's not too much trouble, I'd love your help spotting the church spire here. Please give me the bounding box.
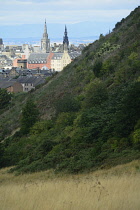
[41,19,50,53]
[65,25,67,34]
[43,19,48,38]
[63,25,69,51]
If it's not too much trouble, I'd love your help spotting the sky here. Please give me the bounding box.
[0,0,139,39]
[0,0,139,25]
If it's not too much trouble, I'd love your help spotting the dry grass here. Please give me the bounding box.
[0,160,140,210]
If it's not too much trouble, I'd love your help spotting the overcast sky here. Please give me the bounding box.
[0,0,139,25]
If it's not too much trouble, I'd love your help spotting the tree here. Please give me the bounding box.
[113,82,140,137]
[0,89,11,109]
[83,79,108,108]
[20,98,39,134]
[54,94,80,115]
[93,60,102,77]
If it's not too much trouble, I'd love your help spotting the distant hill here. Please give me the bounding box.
[3,36,99,46]
[0,6,140,173]
[0,21,115,41]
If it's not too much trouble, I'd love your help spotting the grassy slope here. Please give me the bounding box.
[0,160,140,210]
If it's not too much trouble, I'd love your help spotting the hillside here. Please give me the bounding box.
[0,6,140,173]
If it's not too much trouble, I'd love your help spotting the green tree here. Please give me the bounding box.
[113,82,140,137]
[93,60,102,77]
[101,60,114,76]
[54,94,80,115]
[0,89,11,109]
[83,79,108,108]
[20,98,39,134]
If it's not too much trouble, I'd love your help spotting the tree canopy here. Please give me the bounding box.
[0,89,11,110]
[20,98,39,134]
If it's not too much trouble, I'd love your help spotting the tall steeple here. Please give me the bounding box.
[0,38,4,51]
[63,25,69,51]
[41,19,50,53]
[43,19,48,38]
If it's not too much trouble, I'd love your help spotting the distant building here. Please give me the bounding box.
[41,20,50,53]
[0,76,46,93]
[0,67,54,79]
[51,49,72,72]
[33,46,41,53]
[0,38,4,51]
[0,80,23,93]
[51,50,81,72]
[17,76,45,92]
[0,67,19,78]
[0,54,12,69]
[0,38,3,45]
[63,25,69,51]
[8,67,19,77]
[22,44,32,59]
[51,52,64,72]
[2,49,15,58]
[27,53,49,69]
[27,50,79,72]
[27,23,80,71]
[13,55,27,69]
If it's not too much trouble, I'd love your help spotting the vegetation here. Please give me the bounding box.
[0,161,140,210]
[20,98,40,134]
[0,89,11,110]
[0,6,140,174]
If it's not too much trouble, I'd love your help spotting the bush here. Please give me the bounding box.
[54,94,80,115]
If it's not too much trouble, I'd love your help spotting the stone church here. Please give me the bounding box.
[41,20,50,53]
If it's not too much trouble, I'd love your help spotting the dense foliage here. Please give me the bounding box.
[0,6,140,173]
[0,89,11,110]
[20,98,40,134]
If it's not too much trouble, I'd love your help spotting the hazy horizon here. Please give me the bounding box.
[0,1,139,44]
